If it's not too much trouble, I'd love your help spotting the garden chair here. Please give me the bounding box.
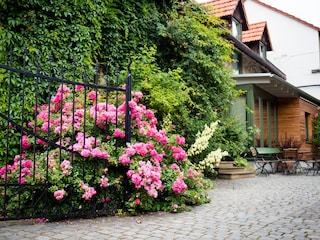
[251,147,280,176]
[281,148,300,175]
[306,149,320,176]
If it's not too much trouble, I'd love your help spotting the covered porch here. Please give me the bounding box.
[231,73,320,159]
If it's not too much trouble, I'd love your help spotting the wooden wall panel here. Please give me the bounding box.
[277,98,300,140]
[277,98,318,159]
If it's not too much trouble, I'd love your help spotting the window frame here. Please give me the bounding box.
[259,41,266,59]
[232,51,242,74]
[305,112,311,142]
[232,18,242,40]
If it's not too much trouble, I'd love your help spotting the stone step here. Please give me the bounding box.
[216,160,256,180]
[217,161,235,168]
[218,166,246,173]
[218,171,256,180]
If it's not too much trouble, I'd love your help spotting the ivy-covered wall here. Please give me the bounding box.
[0,1,248,161]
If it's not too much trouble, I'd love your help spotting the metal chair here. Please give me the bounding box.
[250,147,267,175]
[306,149,320,176]
[281,148,299,174]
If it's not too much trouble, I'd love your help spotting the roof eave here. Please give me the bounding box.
[233,73,320,105]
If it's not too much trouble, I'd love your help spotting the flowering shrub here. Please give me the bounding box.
[187,121,220,156]
[187,121,228,178]
[198,148,228,170]
[0,84,212,218]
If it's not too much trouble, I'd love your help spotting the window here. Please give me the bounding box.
[230,95,247,129]
[232,51,242,74]
[305,112,311,142]
[254,97,278,147]
[259,41,266,59]
[232,18,241,40]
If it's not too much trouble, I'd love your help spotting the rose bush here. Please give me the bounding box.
[0,84,212,218]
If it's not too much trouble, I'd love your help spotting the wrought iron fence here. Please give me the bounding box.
[0,48,132,221]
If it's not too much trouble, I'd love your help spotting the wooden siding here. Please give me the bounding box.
[277,98,318,159]
[277,98,300,139]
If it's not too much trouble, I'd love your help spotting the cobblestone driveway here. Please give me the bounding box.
[1,174,319,240]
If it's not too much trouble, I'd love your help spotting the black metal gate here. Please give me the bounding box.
[0,48,132,221]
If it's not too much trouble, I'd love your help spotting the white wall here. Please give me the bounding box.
[245,0,320,100]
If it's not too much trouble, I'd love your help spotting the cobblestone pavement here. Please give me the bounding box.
[1,174,319,240]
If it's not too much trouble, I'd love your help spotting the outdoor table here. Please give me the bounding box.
[305,159,320,175]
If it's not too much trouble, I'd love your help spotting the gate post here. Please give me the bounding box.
[125,59,132,144]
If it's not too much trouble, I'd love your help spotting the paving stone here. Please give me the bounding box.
[0,174,319,239]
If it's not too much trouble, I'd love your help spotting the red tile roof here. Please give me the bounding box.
[242,21,273,50]
[242,21,266,42]
[251,0,320,31]
[203,0,240,17]
[202,0,249,30]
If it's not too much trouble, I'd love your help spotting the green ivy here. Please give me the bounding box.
[0,0,244,165]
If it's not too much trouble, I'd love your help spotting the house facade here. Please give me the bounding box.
[200,0,320,159]
[244,0,320,100]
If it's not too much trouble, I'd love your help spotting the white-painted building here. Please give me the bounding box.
[244,0,320,100]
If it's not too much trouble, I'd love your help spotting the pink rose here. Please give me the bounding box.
[21,135,32,150]
[88,91,98,103]
[80,149,91,158]
[172,147,187,161]
[54,190,66,201]
[126,170,135,178]
[119,154,131,166]
[175,136,186,145]
[99,175,109,188]
[22,160,32,168]
[131,173,142,187]
[172,178,187,194]
[75,85,84,91]
[113,128,125,139]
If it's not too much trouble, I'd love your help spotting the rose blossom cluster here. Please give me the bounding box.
[0,154,33,184]
[127,161,163,198]
[34,86,85,135]
[120,140,168,198]
[99,175,109,188]
[54,189,66,200]
[21,135,32,150]
[172,177,187,194]
[188,167,199,179]
[60,160,72,176]
[169,163,188,194]
[119,141,164,166]
[122,93,174,148]
[89,102,120,127]
[69,132,110,159]
[88,91,99,104]
[128,95,158,129]
[80,181,97,200]
[51,84,71,105]
[171,146,187,161]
